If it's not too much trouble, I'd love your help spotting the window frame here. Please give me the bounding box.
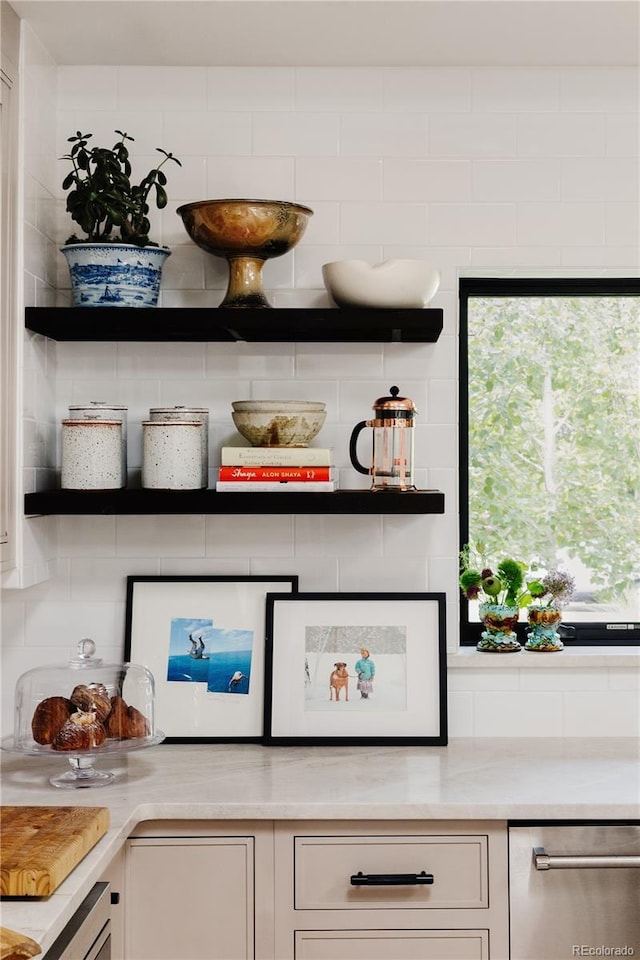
[459,276,640,647]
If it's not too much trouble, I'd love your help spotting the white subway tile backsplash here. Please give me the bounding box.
[166,112,251,156]
[116,516,206,557]
[561,159,639,202]
[472,69,559,112]
[8,59,639,738]
[606,115,640,158]
[56,517,116,558]
[446,692,474,737]
[519,667,608,692]
[207,67,295,111]
[341,114,427,157]
[474,691,563,737]
[58,67,118,110]
[338,557,428,592]
[517,113,606,158]
[117,67,207,111]
[296,158,382,201]
[560,68,639,113]
[562,692,639,737]
[205,156,296,202]
[470,246,561,267]
[472,160,559,201]
[383,68,471,114]
[429,115,516,158]
[429,203,516,246]
[205,342,296,381]
[295,202,340,244]
[161,244,206,290]
[115,342,206,379]
[296,343,384,381]
[517,202,605,246]
[25,601,121,649]
[205,516,294,557]
[294,515,383,558]
[383,160,471,202]
[341,202,427,244]
[296,68,383,112]
[253,112,340,156]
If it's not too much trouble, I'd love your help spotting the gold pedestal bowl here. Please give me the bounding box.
[177,199,313,308]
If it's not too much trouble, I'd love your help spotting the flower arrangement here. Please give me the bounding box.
[459,544,530,610]
[526,569,575,609]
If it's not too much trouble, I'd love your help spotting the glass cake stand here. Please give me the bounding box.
[4,638,164,788]
[1,731,165,788]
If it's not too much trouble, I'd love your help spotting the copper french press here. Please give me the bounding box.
[349,386,417,491]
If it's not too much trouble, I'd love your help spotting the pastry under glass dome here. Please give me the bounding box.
[2,638,164,788]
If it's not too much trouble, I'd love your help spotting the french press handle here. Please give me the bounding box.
[349,420,371,475]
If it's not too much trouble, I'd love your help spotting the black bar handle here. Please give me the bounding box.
[350,870,434,886]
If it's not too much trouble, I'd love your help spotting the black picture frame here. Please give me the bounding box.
[124,575,298,743]
[263,592,447,746]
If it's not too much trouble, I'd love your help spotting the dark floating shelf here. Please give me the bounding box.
[25,306,443,343]
[25,489,445,517]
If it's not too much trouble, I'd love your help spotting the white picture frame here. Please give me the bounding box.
[125,575,298,742]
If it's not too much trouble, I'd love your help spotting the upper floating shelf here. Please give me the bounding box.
[24,489,446,517]
[25,307,444,343]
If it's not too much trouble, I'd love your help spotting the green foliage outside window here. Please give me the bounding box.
[467,295,640,620]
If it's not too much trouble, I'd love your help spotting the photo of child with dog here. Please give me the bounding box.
[304,624,407,712]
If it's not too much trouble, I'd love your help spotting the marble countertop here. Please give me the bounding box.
[1,738,639,954]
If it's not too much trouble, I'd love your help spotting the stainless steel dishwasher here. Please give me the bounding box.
[509,823,640,959]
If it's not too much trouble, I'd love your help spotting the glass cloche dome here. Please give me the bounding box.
[4,638,164,788]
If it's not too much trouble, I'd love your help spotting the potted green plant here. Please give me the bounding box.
[459,544,531,652]
[524,569,575,652]
[60,130,181,307]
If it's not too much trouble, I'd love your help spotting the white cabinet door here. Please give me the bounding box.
[126,836,254,960]
[294,929,489,959]
[0,1,19,576]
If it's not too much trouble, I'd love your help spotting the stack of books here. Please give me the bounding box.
[216,446,335,492]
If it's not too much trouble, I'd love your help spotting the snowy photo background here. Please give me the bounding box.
[304,625,407,712]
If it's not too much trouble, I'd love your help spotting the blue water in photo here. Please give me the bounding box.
[207,649,252,695]
[167,654,212,683]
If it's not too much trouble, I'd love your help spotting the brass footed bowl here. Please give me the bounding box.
[177,199,313,308]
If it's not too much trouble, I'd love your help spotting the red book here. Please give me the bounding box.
[218,465,332,482]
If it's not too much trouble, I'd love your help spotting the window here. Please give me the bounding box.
[459,278,640,646]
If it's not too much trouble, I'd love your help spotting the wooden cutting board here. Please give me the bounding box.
[0,806,109,896]
[0,926,41,960]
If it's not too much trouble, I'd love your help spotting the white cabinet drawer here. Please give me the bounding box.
[294,928,489,959]
[294,835,488,910]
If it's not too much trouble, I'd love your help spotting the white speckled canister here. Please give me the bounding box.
[142,420,204,490]
[148,406,209,487]
[68,402,128,485]
[61,418,124,490]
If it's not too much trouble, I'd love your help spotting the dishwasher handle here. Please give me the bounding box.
[533,846,640,870]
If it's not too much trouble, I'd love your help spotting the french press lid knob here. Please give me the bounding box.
[373,386,416,413]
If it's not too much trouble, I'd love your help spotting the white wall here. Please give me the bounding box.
[2,43,639,737]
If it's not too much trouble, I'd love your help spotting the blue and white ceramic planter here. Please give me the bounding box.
[61,243,171,307]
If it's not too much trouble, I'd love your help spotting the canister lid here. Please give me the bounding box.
[142,419,203,426]
[149,406,208,413]
[62,417,122,426]
[68,402,128,411]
